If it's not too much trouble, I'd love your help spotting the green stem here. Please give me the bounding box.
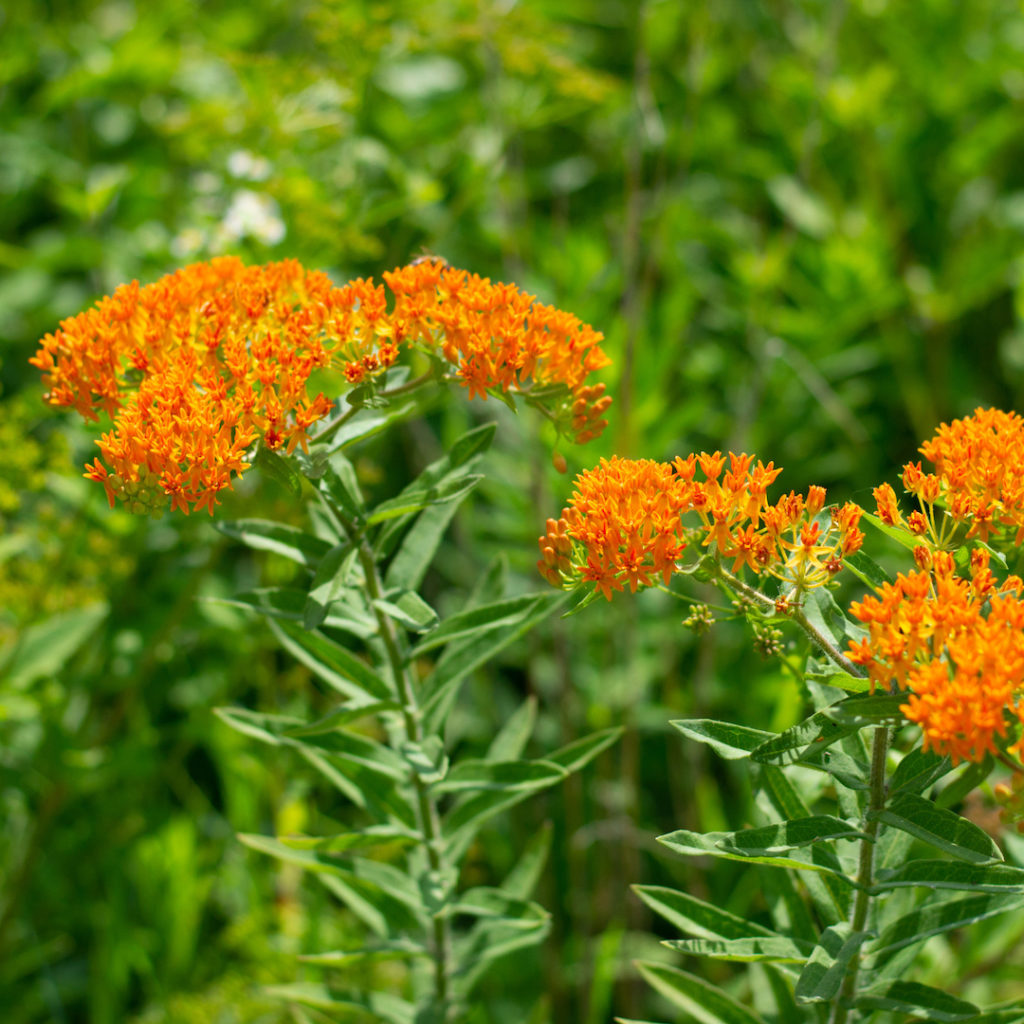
[335,511,454,1018]
[830,725,890,1024]
[711,565,864,677]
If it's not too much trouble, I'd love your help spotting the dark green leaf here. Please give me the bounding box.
[873,792,1003,864]
[871,860,1024,895]
[411,594,553,657]
[632,885,778,941]
[2,602,108,688]
[672,719,774,759]
[634,963,766,1024]
[366,474,482,525]
[794,924,871,1003]
[373,591,438,632]
[890,749,955,796]
[304,541,358,629]
[432,759,567,795]
[215,518,330,568]
[299,939,428,967]
[855,981,979,1021]
[663,936,812,963]
[254,444,303,498]
[212,587,378,639]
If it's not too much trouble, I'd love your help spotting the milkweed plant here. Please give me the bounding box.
[34,257,1024,1023]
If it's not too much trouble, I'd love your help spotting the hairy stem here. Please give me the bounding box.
[830,725,890,1024]
[336,511,454,1017]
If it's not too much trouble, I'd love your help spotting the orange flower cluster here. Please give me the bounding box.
[848,550,1024,764]
[873,407,1024,545]
[384,260,612,443]
[538,452,864,600]
[33,257,610,515]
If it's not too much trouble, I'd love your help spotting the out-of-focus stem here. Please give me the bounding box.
[334,509,454,1018]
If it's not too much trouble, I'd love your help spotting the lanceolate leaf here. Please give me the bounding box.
[410,594,555,657]
[632,886,778,941]
[871,860,1024,895]
[866,893,1024,962]
[268,618,391,701]
[254,444,303,498]
[432,759,567,795]
[373,591,438,632]
[265,982,416,1023]
[657,826,851,878]
[213,587,377,639]
[842,550,894,589]
[544,727,623,774]
[634,963,766,1024]
[890,749,955,796]
[672,719,774,759]
[794,924,871,1003]
[872,792,1003,864]
[663,936,812,963]
[299,939,428,967]
[304,541,358,629]
[215,518,330,567]
[485,696,537,763]
[854,981,979,1022]
[365,474,483,525]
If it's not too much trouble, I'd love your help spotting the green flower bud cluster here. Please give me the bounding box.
[107,466,170,519]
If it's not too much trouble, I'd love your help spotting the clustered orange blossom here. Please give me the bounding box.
[538,452,863,600]
[32,257,610,515]
[848,549,1024,764]
[873,407,1024,546]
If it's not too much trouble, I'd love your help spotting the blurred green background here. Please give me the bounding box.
[4,1,1024,1021]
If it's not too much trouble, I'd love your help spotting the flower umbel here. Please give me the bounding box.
[848,549,1024,764]
[539,452,863,599]
[33,257,611,516]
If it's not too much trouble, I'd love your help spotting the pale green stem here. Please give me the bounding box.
[334,509,454,1018]
[830,725,890,1024]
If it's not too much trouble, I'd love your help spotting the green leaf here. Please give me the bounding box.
[632,885,778,941]
[326,402,416,452]
[373,591,438,632]
[366,474,482,525]
[277,826,420,853]
[544,727,623,774]
[283,701,399,737]
[826,692,907,726]
[936,758,996,809]
[794,924,871,1003]
[254,444,303,498]
[867,893,1024,961]
[397,736,448,784]
[873,792,1003,864]
[860,509,920,552]
[268,618,390,701]
[265,982,415,1023]
[501,822,551,900]
[890,749,955,796]
[411,594,554,657]
[215,518,331,568]
[432,759,567,795]
[485,696,537,762]
[320,451,364,519]
[383,500,462,593]
[297,748,416,828]
[842,550,894,589]
[855,981,979,1021]
[419,591,568,734]
[299,939,428,967]
[634,962,766,1024]
[214,706,300,746]
[871,860,1024,895]
[238,833,399,874]
[672,719,774,759]
[657,825,853,877]
[214,587,377,639]
[749,710,855,766]
[304,541,358,630]
[317,860,425,937]
[663,936,812,963]
[1,602,108,688]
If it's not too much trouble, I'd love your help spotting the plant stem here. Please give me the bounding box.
[711,566,864,677]
[830,725,890,1024]
[337,512,454,1018]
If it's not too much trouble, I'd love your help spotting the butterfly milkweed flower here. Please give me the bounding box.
[32,257,610,516]
[848,549,1024,765]
[873,407,1024,547]
[538,452,863,599]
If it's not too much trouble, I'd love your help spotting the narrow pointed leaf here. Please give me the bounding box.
[872,792,1003,864]
[277,826,420,853]
[269,618,390,701]
[672,719,774,759]
[867,893,1024,961]
[854,981,979,1022]
[373,591,437,632]
[635,963,766,1024]
[890,748,954,796]
[304,541,358,629]
[794,924,871,1003]
[544,727,623,774]
[871,860,1024,894]
[366,474,482,525]
[486,696,537,762]
[215,518,330,567]
[432,758,567,795]
[632,885,778,941]
[411,594,554,657]
[299,938,428,967]
[663,936,812,963]
[283,701,399,737]
[254,445,303,498]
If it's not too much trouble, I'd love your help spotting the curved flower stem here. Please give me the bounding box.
[710,564,865,678]
[332,508,454,1018]
[830,725,890,1024]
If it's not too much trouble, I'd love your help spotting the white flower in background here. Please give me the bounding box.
[227,149,272,181]
[221,189,286,246]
